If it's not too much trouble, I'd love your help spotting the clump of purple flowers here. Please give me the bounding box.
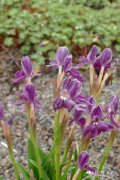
[0,45,119,180]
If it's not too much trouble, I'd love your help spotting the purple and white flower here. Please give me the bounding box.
[79,45,113,72]
[73,97,113,138]
[94,48,112,71]
[77,151,97,175]
[54,78,82,111]
[14,56,38,83]
[79,45,98,66]
[50,47,83,82]
[16,83,41,112]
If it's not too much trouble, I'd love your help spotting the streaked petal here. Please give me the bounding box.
[24,83,36,103]
[87,45,98,64]
[56,46,69,66]
[78,152,89,169]
[21,56,33,76]
[91,105,103,120]
[84,164,97,175]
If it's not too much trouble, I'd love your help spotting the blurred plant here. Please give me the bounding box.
[1,0,120,65]
[0,45,119,180]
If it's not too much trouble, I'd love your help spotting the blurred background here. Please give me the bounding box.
[0,0,120,65]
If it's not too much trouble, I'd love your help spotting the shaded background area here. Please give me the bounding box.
[0,0,120,64]
[0,0,120,179]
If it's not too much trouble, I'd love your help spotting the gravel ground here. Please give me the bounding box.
[0,50,120,180]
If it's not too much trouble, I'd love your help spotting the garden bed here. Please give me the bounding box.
[0,50,120,180]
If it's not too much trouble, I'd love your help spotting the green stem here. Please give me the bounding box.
[62,123,75,164]
[53,111,59,145]
[30,128,43,179]
[79,136,90,154]
[27,104,43,179]
[9,149,19,180]
[77,170,83,180]
[53,111,61,180]
[56,151,60,180]
[61,141,69,164]
[95,130,117,180]
[98,130,117,173]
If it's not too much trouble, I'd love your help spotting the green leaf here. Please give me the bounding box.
[4,37,13,46]
[74,147,78,162]
[0,176,3,180]
[29,159,51,180]
[28,138,39,179]
[39,147,56,180]
[17,163,30,180]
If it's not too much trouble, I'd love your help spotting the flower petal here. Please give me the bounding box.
[56,46,69,66]
[87,45,98,64]
[14,70,26,83]
[78,152,89,169]
[24,83,36,103]
[21,56,33,76]
[91,105,103,121]
[84,164,97,175]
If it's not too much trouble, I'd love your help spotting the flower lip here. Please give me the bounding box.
[60,89,69,100]
[53,78,82,111]
[77,151,97,175]
[90,105,103,121]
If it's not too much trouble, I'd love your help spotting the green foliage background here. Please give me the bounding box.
[0,0,120,64]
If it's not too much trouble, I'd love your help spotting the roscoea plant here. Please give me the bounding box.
[0,45,119,180]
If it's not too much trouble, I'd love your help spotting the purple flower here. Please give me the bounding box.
[83,106,113,138]
[73,97,113,138]
[16,83,41,111]
[105,96,120,129]
[21,56,33,76]
[73,96,96,126]
[50,47,70,69]
[68,68,83,82]
[79,45,98,66]
[14,56,36,83]
[73,109,86,129]
[79,46,113,72]
[94,48,112,71]
[0,104,4,120]
[77,151,97,175]
[50,47,83,82]
[54,78,82,111]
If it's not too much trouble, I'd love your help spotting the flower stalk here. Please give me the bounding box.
[1,121,19,180]
[61,123,75,164]
[98,130,117,173]
[27,104,43,178]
